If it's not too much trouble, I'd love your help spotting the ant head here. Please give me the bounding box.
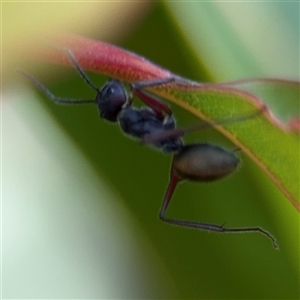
[96,79,128,122]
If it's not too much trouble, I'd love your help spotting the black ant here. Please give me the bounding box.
[19,50,278,249]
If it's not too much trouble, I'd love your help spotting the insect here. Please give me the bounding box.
[19,50,278,248]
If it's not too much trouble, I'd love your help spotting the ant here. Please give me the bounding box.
[19,50,278,249]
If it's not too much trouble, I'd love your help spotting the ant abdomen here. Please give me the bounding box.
[173,143,240,182]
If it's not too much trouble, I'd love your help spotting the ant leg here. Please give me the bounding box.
[144,105,267,145]
[159,161,279,249]
[159,164,182,220]
[132,77,175,89]
[19,70,95,105]
[131,78,175,119]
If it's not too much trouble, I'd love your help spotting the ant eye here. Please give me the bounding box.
[107,87,114,94]
[103,86,114,96]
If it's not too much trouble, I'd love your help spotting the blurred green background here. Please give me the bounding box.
[3,1,299,299]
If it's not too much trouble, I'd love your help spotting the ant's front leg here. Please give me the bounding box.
[131,77,175,120]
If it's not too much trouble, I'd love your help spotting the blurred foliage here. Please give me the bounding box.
[12,1,299,299]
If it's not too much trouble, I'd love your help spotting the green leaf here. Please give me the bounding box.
[26,33,300,210]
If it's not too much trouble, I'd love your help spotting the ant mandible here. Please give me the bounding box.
[19,50,278,249]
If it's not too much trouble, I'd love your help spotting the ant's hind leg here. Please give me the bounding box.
[144,106,267,146]
[159,160,279,249]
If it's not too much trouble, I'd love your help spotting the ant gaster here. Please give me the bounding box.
[19,50,278,249]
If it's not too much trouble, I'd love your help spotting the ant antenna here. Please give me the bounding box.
[18,48,104,106]
[19,70,95,105]
[19,49,107,105]
[62,49,99,92]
